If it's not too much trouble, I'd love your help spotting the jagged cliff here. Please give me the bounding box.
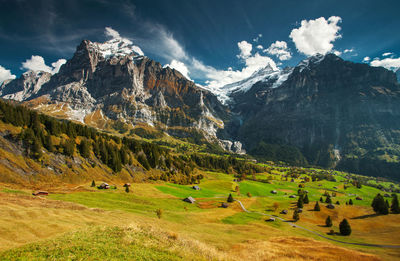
[231,54,400,179]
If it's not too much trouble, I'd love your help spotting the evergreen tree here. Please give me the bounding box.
[391,194,400,214]
[336,201,340,205]
[303,194,309,204]
[297,196,304,208]
[325,195,332,204]
[325,216,333,227]
[349,199,353,205]
[125,186,130,193]
[79,138,90,158]
[31,137,42,160]
[91,180,96,187]
[339,219,352,236]
[320,197,323,202]
[63,139,75,157]
[227,193,234,203]
[293,210,299,222]
[372,194,389,215]
[314,201,320,211]
[44,135,54,152]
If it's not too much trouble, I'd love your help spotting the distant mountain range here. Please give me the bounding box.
[2,38,400,179]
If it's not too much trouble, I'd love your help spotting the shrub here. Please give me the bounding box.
[91,180,96,187]
[156,209,163,219]
[273,202,280,212]
[125,186,130,193]
[247,192,252,197]
[293,210,299,222]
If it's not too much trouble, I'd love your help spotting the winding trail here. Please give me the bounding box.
[234,199,400,248]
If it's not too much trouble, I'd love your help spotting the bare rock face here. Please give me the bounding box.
[1,39,231,144]
[232,54,400,179]
[0,71,51,101]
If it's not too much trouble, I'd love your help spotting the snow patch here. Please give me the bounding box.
[93,38,144,59]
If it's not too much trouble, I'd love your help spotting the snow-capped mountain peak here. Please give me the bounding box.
[91,37,144,59]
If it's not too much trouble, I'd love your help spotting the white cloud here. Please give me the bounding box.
[344,48,354,53]
[252,34,263,42]
[265,41,292,61]
[105,27,121,39]
[333,50,342,56]
[164,59,190,79]
[0,65,16,84]
[362,56,370,62]
[51,59,67,74]
[382,52,394,57]
[198,52,277,90]
[289,16,342,56]
[370,57,400,71]
[237,41,252,58]
[21,55,66,74]
[256,45,263,50]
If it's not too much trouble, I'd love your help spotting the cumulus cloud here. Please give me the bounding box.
[164,59,190,79]
[237,41,253,58]
[265,41,292,61]
[256,45,263,50]
[362,56,370,62]
[289,16,342,56]
[382,52,394,57]
[21,55,66,74]
[105,26,121,39]
[370,57,400,71]
[0,65,16,84]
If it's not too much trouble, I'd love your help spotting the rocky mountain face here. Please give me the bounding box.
[0,71,51,101]
[230,54,400,179]
[0,39,243,153]
[396,68,400,82]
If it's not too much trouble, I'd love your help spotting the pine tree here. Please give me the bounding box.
[227,193,234,203]
[303,194,309,204]
[391,194,400,214]
[336,201,340,205]
[31,137,42,160]
[372,194,389,215]
[349,199,353,205]
[91,180,96,187]
[44,134,54,152]
[320,197,323,202]
[293,210,300,222]
[297,196,304,208]
[339,219,351,236]
[125,186,130,193]
[79,138,90,158]
[314,201,320,211]
[325,195,332,204]
[325,216,333,227]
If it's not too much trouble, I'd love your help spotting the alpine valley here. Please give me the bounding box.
[2,38,400,180]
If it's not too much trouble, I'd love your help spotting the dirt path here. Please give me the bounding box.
[234,199,400,249]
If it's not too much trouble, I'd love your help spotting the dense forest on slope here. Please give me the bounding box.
[0,99,264,184]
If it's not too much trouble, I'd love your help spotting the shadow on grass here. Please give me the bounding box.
[351,213,379,219]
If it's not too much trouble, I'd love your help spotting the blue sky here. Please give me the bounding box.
[1,0,400,86]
